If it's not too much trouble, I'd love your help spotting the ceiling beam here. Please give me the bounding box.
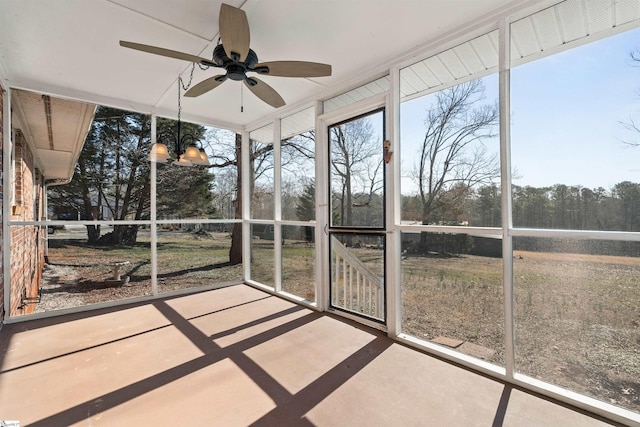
[105,0,213,43]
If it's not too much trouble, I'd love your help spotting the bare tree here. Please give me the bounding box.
[206,130,315,265]
[330,118,383,227]
[621,48,640,147]
[281,132,316,220]
[621,120,640,147]
[415,79,499,227]
[212,167,237,220]
[228,133,244,264]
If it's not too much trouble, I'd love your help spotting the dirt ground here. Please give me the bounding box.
[36,263,151,313]
[36,229,241,312]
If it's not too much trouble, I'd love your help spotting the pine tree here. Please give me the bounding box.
[296,182,315,221]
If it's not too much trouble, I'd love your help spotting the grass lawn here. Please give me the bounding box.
[401,250,640,413]
[41,230,241,310]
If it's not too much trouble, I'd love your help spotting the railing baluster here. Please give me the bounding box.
[368,277,373,315]
[334,252,340,306]
[374,286,379,318]
[362,277,366,315]
[356,271,361,313]
[363,278,367,316]
[342,257,347,306]
[348,264,353,310]
[331,238,383,318]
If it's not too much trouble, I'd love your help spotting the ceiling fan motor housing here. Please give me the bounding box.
[213,44,259,80]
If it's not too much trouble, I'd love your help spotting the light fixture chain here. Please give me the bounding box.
[180,63,196,92]
[176,47,213,119]
[177,61,209,121]
[177,77,182,122]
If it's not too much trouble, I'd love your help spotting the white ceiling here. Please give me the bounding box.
[0,0,538,131]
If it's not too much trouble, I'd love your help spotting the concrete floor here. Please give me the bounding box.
[0,285,620,426]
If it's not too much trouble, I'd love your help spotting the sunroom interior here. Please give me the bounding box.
[1,0,639,425]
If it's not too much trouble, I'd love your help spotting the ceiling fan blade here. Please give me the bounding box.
[255,61,332,78]
[244,78,285,108]
[184,75,227,97]
[120,41,216,67]
[219,4,250,62]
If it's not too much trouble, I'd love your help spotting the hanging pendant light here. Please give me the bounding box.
[148,142,171,163]
[189,147,210,166]
[174,154,193,167]
[183,145,203,162]
[197,148,211,166]
[148,74,212,168]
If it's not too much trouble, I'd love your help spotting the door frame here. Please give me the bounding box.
[316,93,392,330]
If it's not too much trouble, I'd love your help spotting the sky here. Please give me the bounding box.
[399,26,640,193]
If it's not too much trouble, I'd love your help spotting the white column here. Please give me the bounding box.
[273,119,282,292]
[386,68,402,337]
[315,101,328,311]
[150,115,158,296]
[499,18,516,379]
[2,85,10,317]
[241,130,251,282]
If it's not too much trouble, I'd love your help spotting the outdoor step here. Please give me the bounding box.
[458,342,496,361]
[432,336,464,348]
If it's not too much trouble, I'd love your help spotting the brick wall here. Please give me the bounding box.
[0,88,49,322]
[9,130,46,316]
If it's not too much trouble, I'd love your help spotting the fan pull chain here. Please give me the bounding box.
[241,83,244,113]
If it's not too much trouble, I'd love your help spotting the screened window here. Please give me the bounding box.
[400,31,500,227]
[250,124,275,220]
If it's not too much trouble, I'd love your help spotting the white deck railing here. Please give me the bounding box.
[331,237,383,319]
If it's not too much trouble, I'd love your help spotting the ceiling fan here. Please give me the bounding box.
[120,3,332,108]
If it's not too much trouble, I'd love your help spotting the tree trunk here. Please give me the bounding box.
[97,224,138,246]
[229,133,243,265]
[86,225,101,244]
[419,205,431,252]
[229,222,242,265]
[77,156,101,243]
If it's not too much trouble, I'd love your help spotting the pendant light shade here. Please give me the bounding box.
[192,148,211,166]
[183,145,202,162]
[174,154,193,167]
[148,142,171,163]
